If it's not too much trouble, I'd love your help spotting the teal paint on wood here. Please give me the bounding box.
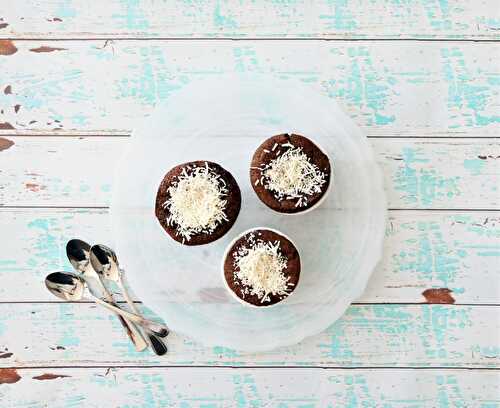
[4,140,499,209]
[390,215,481,292]
[320,0,358,31]
[423,0,453,32]
[55,0,77,19]
[316,304,483,367]
[3,0,499,39]
[27,217,69,273]
[114,0,151,30]
[0,0,499,404]
[1,303,497,367]
[56,303,82,348]
[442,47,500,127]
[3,208,500,302]
[324,46,395,127]
[1,368,496,407]
[0,42,498,136]
[463,158,486,176]
[213,1,239,30]
[393,147,460,207]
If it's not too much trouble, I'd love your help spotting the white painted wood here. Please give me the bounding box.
[0,303,497,368]
[0,41,498,137]
[1,208,498,304]
[0,367,498,407]
[0,137,498,209]
[1,0,499,39]
[1,3,499,397]
[367,210,500,304]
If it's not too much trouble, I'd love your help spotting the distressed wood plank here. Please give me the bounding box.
[0,41,498,137]
[1,208,499,304]
[1,0,499,40]
[367,210,500,304]
[0,303,497,368]
[0,367,498,407]
[0,137,498,209]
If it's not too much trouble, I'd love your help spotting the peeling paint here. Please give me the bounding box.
[0,122,14,129]
[14,104,21,113]
[422,288,456,304]
[0,23,8,29]
[25,183,46,192]
[0,352,13,358]
[0,368,21,384]
[4,85,12,94]
[29,46,67,53]
[32,373,71,381]
[0,137,14,151]
[0,39,16,55]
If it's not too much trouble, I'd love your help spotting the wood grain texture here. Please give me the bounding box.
[1,208,499,304]
[0,41,498,137]
[0,303,498,368]
[0,137,498,209]
[0,367,498,407]
[1,0,499,40]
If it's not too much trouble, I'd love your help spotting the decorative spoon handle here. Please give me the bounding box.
[92,296,169,337]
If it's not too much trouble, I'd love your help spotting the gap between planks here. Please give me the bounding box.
[2,206,500,212]
[4,365,500,371]
[1,133,500,139]
[0,301,498,306]
[1,37,500,43]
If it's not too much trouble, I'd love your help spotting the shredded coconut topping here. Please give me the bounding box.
[258,144,326,207]
[163,163,228,242]
[233,232,293,303]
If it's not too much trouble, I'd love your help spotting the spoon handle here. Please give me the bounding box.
[118,279,168,355]
[93,297,169,338]
[115,314,148,351]
[85,273,148,352]
[108,302,148,352]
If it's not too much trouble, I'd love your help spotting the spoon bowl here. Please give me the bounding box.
[89,244,120,281]
[45,271,85,301]
[66,239,91,273]
[67,239,149,352]
[45,271,169,338]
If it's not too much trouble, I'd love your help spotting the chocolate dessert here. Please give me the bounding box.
[250,134,331,214]
[223,228,300,307]
[155,161,241,245]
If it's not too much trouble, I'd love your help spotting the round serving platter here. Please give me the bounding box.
[111,75,387,352]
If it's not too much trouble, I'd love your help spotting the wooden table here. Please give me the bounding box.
[1,1,499,406]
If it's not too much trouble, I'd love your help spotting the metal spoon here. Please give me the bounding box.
[66,239,148,351]
[90,244,168,356]
[45,272,169,337]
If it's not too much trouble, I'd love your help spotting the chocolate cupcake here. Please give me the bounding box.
[223,228,300,307]
[250,134,331,214]
[155,161,241,245]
